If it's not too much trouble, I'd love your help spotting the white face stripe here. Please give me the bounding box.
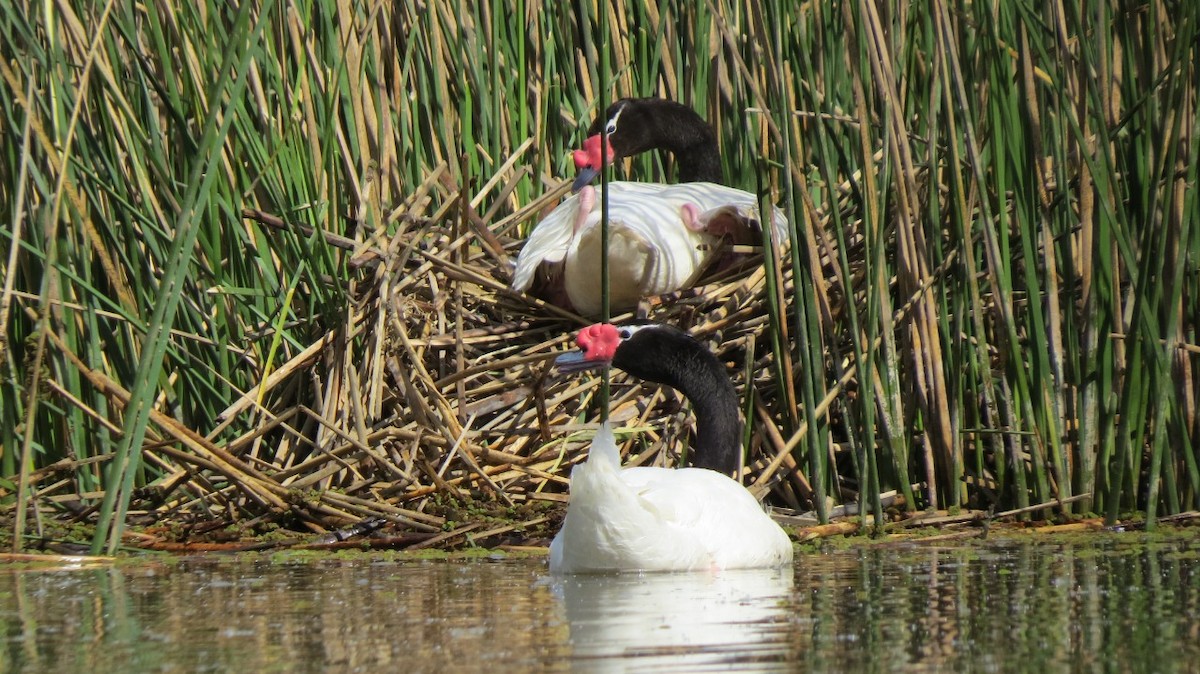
[605,102,628,136]
[616,323,655,340]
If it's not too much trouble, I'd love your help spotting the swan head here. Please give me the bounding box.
[554,323,636,374]
[555,322,744,476]
[571,100,629,191]
[571,98,721,190]
[571,133,614,192]
[554,322,696,382]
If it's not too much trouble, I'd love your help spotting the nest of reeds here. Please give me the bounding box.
[32,171,845,554]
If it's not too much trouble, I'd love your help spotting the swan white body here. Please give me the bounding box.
[512,181,788,316]
[549,423,794,573]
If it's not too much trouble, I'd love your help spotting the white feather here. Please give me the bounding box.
[549,422,794,573]
[512,181,788,316]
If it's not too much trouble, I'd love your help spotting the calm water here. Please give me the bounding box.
[2,535,1198,672]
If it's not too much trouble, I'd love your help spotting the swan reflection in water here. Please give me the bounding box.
[547,567,795,672]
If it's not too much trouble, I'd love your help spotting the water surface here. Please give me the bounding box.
[2,534,1198,672]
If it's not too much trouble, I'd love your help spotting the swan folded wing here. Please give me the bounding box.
[618,183,791,259]
[510,191,582,293]
[624,467,793,570]
[551,461,715,572]
[658,182,790,244]
[619,465,796,568]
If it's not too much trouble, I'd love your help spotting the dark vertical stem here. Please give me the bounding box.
[598,0,610,419]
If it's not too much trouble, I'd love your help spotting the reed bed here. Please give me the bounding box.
[1,1,1197,555]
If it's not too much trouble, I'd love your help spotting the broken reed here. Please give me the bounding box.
[0,0,1196,553]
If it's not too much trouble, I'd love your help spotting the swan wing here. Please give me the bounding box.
[550,464,715,573]
[601,182,792,261]
[511,192,583,293]
[666,182,791,243]
[551,461,793,572]
[621,467,794,570]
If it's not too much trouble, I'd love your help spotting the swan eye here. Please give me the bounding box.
[618,328,633,339]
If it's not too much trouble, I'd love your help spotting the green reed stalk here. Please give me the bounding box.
[91,2,267,554]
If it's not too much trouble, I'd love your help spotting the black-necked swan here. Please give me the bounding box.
[548,322,794,573]
[511,99,788,316]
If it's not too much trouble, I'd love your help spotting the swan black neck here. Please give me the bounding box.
[593,98,723,184]
[611,326,741,475]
